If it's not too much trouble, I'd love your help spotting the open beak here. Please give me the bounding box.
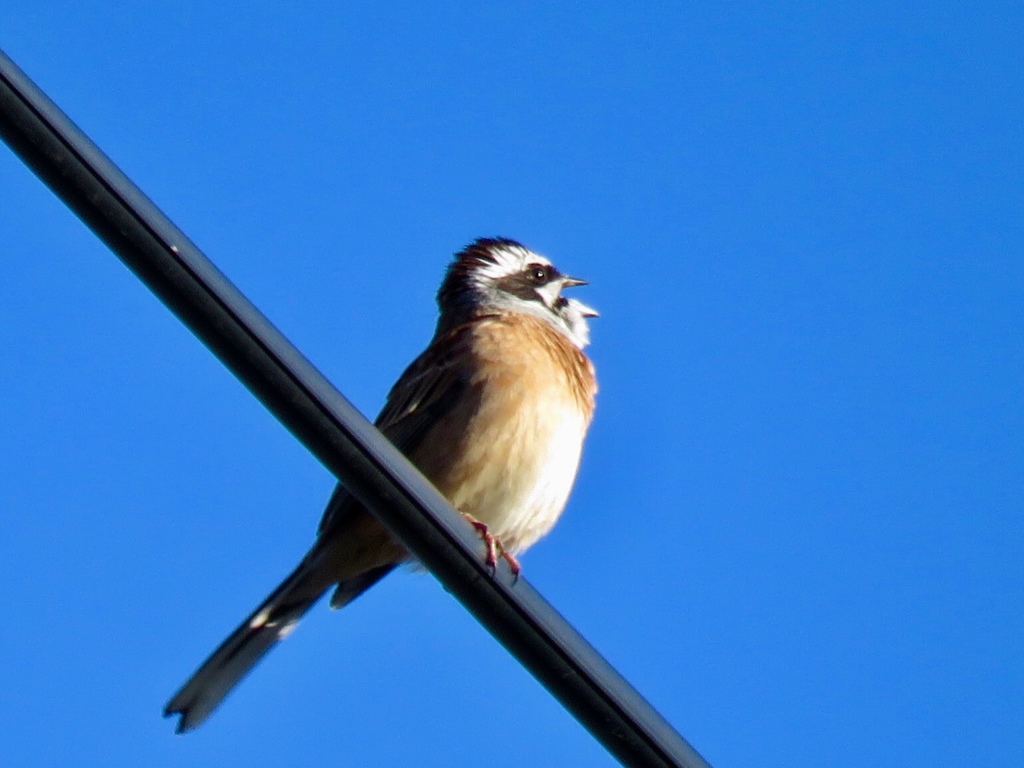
[558,275,597,317]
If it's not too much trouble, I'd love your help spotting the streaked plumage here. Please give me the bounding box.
[164,237,597,732]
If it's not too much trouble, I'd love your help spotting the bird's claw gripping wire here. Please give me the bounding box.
[462,513,521,579]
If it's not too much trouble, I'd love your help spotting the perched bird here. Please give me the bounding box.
[164,237,598,732]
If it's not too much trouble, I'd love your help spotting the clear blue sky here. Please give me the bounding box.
[2,4,1021,766]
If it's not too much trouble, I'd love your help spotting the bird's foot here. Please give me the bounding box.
[461,513,521,579]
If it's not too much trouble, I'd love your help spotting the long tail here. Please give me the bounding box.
[163,550,332,733]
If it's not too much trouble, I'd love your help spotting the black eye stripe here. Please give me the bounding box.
[525,263,559,285]
[497,275,546,302]
[496,271,547,301]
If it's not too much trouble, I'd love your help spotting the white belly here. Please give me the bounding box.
[444,397,587,554]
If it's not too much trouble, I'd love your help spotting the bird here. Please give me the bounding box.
[163,237,598,732]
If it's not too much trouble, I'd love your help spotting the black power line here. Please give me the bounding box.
[0,48,713,768]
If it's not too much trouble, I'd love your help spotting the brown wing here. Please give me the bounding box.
[165,324,484,731]
[317,324,475,536]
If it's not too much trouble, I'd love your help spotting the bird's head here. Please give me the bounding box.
[437,238,598,349]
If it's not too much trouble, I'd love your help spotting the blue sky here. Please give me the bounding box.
[1,3,1021,766]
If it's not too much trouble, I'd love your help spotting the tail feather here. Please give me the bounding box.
[165,503,404,732]
[163,552,330,733]
[329,564,397,609]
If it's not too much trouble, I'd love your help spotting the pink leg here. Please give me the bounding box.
[461,513,520,578]
[500,548,522,579]
[464,514,499,569]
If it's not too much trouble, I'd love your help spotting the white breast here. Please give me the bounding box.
[412,314,595,556]
[442,391,588,554]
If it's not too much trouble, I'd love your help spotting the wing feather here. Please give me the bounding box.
[317,324,475,535]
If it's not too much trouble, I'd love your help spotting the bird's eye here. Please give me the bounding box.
[526,263,551,285]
